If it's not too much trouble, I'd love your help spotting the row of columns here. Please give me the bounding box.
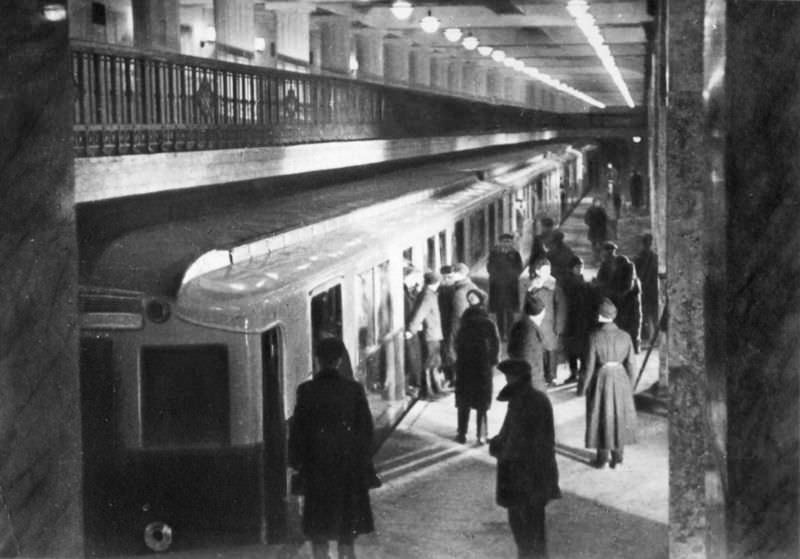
[67,0,583,111]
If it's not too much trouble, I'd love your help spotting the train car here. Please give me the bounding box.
[78,143,595,554]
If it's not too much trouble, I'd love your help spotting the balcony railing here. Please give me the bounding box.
[71,41,554,158]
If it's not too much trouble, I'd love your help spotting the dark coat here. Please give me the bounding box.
[526,276,567,351]
[596,255,642,351]
[634,249,659,326]
[545,241,576,284]
[455,307,500,411]
[528,231,554,272]
[408,286,443,342]
[560,272,592,357]
[584,206,607,243]
[404,286,423,383]
[584,323,638,450]
[506,318,547,392]
[487,246,523,314]
[289,369,375,539]
[490,377,561,508]
[448,279,487,360]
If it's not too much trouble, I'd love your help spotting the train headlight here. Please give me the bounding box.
[144,521,173,552]
[145,299,171,323]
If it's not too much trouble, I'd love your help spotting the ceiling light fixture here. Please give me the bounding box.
[523,66,606,108]
[390,0,414,21]
[477,45,493,57]
[254,37,266,52]
[490,49,505,62]
[443,28,462,42]
[511,59,525,71]
[420,10,440,33]
[566,0,634,107]
[503,57,516,68]
[462,33,479,50]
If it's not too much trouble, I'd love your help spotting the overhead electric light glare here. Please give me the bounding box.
[42,4,67,21]
[462,34,479,50]
[444,28,462,42]
[503,57,516,68]
[202,25,216,44]
[632,136,642,143]
[349,52,359,72]
[420,10,440,33]
[254,37,266,52]
[491,49,506,62]
[566,0,634,107]
[511,59,525,71]
[523,65,606,109]
[477,45,493,56]
[390,0,414,20]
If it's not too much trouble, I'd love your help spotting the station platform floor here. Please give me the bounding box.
[128,197,667,559]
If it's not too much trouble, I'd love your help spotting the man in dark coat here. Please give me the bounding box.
[438,265,456,385]
[633,233,659,345]
[289,338,375,559]
[583,199,607,252]
[560,255,592,393]
[629,170,644,210]
[528,217,556,277]
[595,243,642,353]
[487,233,523,340]
[544,230,575,284]
[490,359,561,559]
[583,299,637,469]
[455,297,500,444]
[507,294,548,392]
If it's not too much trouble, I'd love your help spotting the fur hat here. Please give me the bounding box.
[524,293,546,316]
[497,359,532,378]
[598,298,618,320]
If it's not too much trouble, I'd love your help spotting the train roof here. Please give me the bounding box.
[81,143,588,299]
[176,155,564,332]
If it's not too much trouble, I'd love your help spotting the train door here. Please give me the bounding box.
[426,236,436,271]
[488,201,497,248]
[453,220,465,264]
[438,230,448,266]
[261,327,286,543]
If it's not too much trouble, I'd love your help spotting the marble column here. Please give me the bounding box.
[409,47,431,88]
[503,74,518,104]
[317,15,351,75]
[0,3,82,556]
[724,3,800,557]
[253,6,276,68]
[384,39,410,85]
[447,59,463,94]
[214,0,254,61]
[275,8,311,69]
[132,0,180,52]
[430,54,448,91]
[355,30,384,81]
[486,67,504,100]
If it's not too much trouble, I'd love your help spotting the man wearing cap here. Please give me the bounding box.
[543,230,576,284]
[289,337,375,559]
[490,359,561,558]
[407,271,445,396]
[487,233,524,340]
[596,243,642,353]
[507,294,548,392]
[583,298,638,469]
[560,255,592,393]
[528,217,556,277]
[633,234,659,345]
[527,257,567,386]
[584,198,608,254]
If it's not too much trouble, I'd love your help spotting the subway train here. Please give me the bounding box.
[78,143,597,554]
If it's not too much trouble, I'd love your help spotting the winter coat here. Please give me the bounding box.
[527,231,554,272]
[584,206,607,243]
[526,276,567,351]
[545,242,576,284]
[490,376,561,508]
[560,272,592,357]
[584,323,638,450]
[487,246,523,314]
[634,249,659,327]
[455,307,500,411]
[289,369,375,539]
[597,255,642,351]
[506,318,548,392]
[408,286,443,342]
[448,279,487,359]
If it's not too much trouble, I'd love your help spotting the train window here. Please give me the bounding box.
[311,283,343,344]
[426,236,436,271]
[141,345,230,448]
[453,220,465,264]
[377,261,393,339]
[537,179,544,203]
[470,209,485,263]
[357,269,376,358]
[488,202,497,248]
[438,230,448,266]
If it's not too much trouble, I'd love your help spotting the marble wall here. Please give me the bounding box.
[0,2,82,556]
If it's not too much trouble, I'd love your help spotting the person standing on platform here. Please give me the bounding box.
[455,291,500,445]
[406,271,444,397]
[490,359,561,559]
[629,170,644,210]
[438,265,456,387]
[448,263,487,380]
[544,230,575,284]
[403,267,424,396]
[560,255,592,394]
[289,337,375,559]
[528,217,556,276]
[583,299,638,469]
[487,233,524,341]
[507,294,548,393]
[634,234,659,345]
[527,258,566,386]
[596,243,643,353]
[583,199,608,253]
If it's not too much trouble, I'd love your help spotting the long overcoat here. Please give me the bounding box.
[490,376,561,508]
[526,276,567,351]
[584,206,607,244]
[584,323,638,450]
[487,246,523,314]
[560,272,592,357]
[506,318,548,392]
[597,255,642,351]
[634,249,659,330]
[455,307,500,411]
[289,369,375,539]
[448,278,487,361]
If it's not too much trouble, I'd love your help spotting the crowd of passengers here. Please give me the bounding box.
[288,208,660,559]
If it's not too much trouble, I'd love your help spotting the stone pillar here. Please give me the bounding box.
[409,47,431,88]
[487,67,504,100]
[447,59,463,93]
[253,7,277,68]
[0,3,82,556]
[315,15,351,75]
[132,0,179,52]
[664,0,724,558]
[430,55,448,90]
[384,38,410,85]
[503,74,517,104]
[723,4,800,557]
[355,30,383,81]
[214,0,254,61]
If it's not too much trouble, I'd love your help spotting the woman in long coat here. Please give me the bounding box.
[584,298,638,468]
[455,291,500,444]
